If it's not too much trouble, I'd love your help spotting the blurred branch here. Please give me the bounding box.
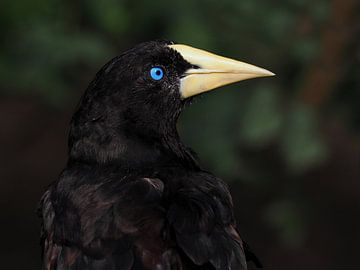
[299,0,360,107]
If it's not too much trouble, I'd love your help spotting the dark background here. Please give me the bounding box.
[1,0,359,269]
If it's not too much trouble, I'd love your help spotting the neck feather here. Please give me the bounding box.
[68,114,199,171]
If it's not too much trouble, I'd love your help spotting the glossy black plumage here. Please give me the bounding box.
[39,40,261,270]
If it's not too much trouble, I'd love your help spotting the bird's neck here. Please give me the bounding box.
[68,115,199,172]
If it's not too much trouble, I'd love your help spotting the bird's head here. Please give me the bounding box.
[69,40,274,165]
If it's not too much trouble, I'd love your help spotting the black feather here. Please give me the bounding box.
[39,40,261,270]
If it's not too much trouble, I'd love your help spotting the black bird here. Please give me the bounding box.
[39,40,274,270]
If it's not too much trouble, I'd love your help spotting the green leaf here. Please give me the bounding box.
[239,85,283,147]
[264,200,307,248]
[281,104,328,173]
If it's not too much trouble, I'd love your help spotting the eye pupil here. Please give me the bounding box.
[150,67,164,80]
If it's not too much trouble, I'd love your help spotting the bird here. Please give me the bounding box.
[38,40,274,270]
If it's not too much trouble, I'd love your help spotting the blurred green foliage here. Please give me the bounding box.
[1,0,358,255]
[1,0,330,104]
[265,199,307,247]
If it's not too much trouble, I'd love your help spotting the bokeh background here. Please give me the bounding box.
[1,0,359,269]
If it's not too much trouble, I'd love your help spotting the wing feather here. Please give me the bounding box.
[39,171,258,270]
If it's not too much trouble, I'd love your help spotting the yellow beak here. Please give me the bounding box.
[169,44,275,99]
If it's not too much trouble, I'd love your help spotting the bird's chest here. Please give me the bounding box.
[52,170,232,252]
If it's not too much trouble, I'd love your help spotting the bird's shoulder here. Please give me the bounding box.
[39,167,168,269]
[39,167,249,269]
[162,170,248,269]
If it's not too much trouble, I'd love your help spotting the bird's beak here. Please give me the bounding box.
[169,44,275,99]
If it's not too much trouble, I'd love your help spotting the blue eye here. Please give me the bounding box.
[150,67,164,80]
